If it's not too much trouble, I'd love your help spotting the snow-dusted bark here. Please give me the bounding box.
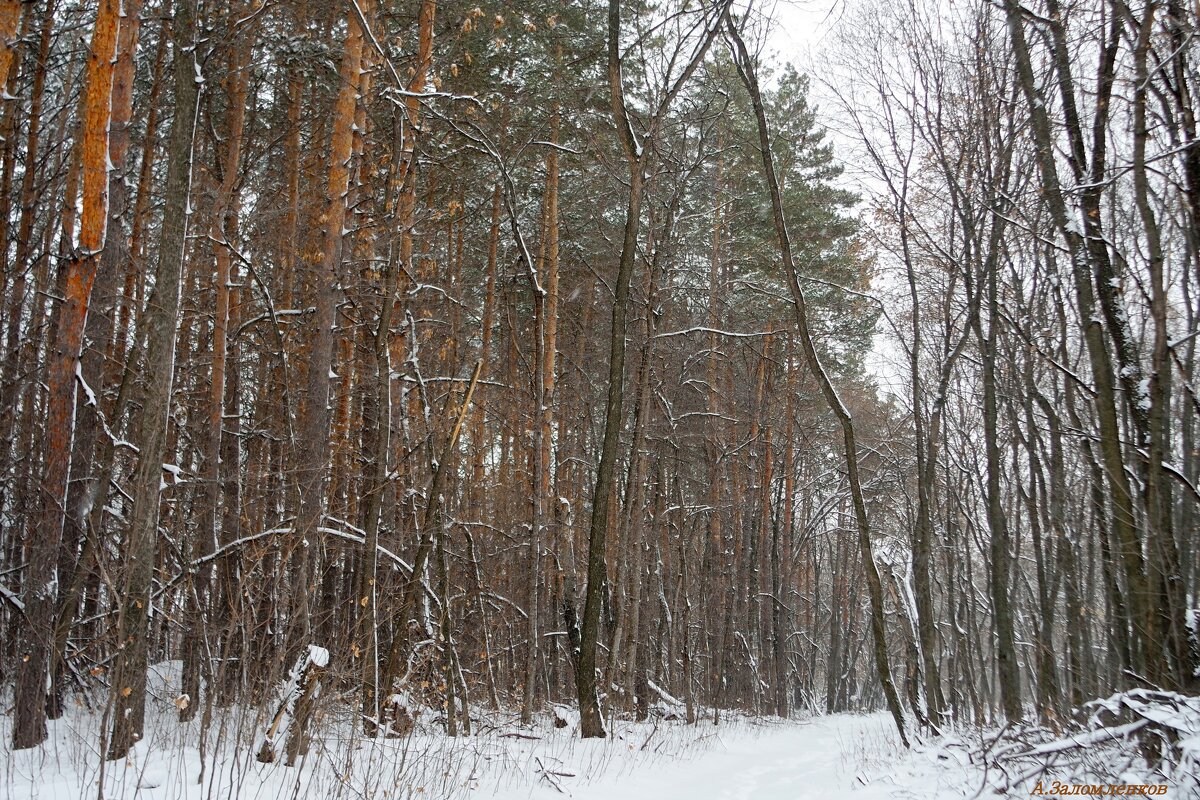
[13,0,120,751]
[107,0,201,760]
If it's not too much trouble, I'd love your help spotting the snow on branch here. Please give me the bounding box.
[975,690,1200,794]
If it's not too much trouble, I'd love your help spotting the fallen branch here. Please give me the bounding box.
[256,645,329,765]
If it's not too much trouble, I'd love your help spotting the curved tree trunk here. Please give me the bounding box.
[725,14,909,748]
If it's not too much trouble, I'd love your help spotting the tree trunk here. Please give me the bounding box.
[725,15,909,747]
[107,0,201,760]
[13,0,120,751]
[1002,0,1160,686]
[0,1,22,100]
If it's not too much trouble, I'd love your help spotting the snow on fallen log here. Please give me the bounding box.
[255,644,329,764]
[1012,718,1151,758]
[978,689,1200,793]
[646,678,686,720]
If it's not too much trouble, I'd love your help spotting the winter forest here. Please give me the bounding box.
[1,0,1199,795]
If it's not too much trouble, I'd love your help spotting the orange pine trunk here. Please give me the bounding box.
[0,1,22,101]
[12,0,120,751]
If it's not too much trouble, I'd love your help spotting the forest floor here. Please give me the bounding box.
[1,664,1189,799]
[0,705,964,800]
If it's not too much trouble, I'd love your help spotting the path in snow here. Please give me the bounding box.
[5,702,968,800]
[518,713,962,800]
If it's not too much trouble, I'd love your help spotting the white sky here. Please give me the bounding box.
[762,0,913,400]
[763,0,844,64]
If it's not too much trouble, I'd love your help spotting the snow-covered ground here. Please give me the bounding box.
[531,713,964,800]
[2,668,1193,800]
[0,704,966,800]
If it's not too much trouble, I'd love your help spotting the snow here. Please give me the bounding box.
[0,580,24,610]
[1136,378,1152,410]
[2,680,958,800]
[1018,718,1150,757]
[5,686,1196,800]
[75,363,98,408]
[645,678,683,709]
[159,464,185,491]
[306,645,330,669]
[536,715,916,800]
